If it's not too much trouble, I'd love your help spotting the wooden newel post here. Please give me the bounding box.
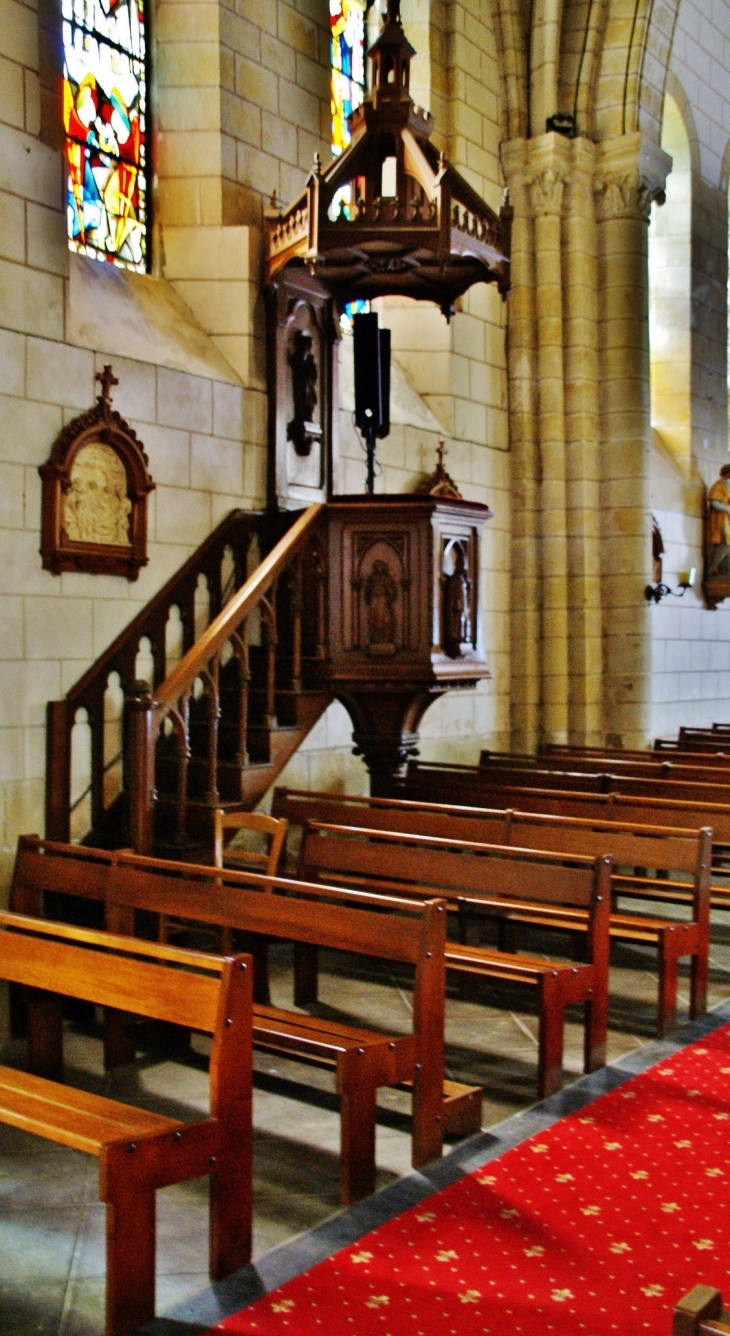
[45,699,72,841]
[125,681,156,855]
[673,1287,727,1335]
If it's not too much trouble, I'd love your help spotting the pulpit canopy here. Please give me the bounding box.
[264,0,511,318]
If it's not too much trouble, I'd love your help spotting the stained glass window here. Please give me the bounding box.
[63,0,147,272]
[330,0,367,158]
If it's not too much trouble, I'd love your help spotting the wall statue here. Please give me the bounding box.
[707,464,730,577]
[287,329,319,457]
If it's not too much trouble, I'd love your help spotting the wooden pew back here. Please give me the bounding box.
[0,909,222,1034]
[478,750,730,787]
[405,758,730,806]
[390,767,730,841]
[301,821,605,908]
[12,836,443,971]
[275,784,730,848]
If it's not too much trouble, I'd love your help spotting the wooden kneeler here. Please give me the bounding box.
[0,912,253,1336]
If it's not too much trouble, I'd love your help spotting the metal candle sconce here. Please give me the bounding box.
[645,568,697,603]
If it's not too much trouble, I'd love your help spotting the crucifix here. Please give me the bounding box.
[96,364,119,409]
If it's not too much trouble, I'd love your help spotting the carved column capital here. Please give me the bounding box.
[526,132,573,217]
[594,133,672,222]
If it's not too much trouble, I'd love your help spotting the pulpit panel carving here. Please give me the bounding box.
[351,535,410,657]
[441,535,477,658]
[267,266,338,510]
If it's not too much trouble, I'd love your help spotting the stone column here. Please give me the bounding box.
[501,139,541,751]
[528,132,572,745]
[595,134,671,747]
[563,136,603,744]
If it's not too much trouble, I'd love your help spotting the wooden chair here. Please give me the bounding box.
[0,910,252,1336]
[162,809,288,998]
[674,1287,730,1334]
[10,836,479,1204]
[213,808,288,875]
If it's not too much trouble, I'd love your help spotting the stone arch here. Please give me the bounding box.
[558,0,609,138]
[594,0,680,145]
[486,0,528,142]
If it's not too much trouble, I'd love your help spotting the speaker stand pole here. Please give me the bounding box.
[365,427,376,494]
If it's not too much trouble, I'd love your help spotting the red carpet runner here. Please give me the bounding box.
[211,1027,730,1334]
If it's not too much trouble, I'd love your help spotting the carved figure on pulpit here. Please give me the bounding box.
[65,442,132,546]
[443,544,471,657]
[364,559,397,653]
[706,464,730,576]
[287,329,319,456]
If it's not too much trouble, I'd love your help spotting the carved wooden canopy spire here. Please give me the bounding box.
[265,5,511,317]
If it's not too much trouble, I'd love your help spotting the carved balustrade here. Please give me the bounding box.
[45,506,325,849]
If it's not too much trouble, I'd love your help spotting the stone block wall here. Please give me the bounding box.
[0,0,513,892]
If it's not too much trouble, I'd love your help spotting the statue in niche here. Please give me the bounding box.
[364,559,397,654]
[287,329,319,456]
[706,464,730,577]
[64,441,132,546]
[443,544,471,658]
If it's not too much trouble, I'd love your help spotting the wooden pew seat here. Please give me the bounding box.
[0,911,252,1336]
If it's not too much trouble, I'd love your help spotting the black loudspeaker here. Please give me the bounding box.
[377,326,390,441]
[353,312,390,440]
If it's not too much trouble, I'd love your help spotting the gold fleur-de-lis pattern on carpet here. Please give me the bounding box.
[211,1033,730,1334]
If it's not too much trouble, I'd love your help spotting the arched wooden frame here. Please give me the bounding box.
[40,376,155,581]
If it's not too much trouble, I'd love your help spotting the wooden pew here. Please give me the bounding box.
[402,759,730,807]
[0,910,252,1336]
[294,822,612,1097]
[10,836,471,1203]
[274,784,730,894]
[298,816,707,1038]
[674,1287,730,1334]
[388,766,730,857]
[478,749,730,787]
[544,743,730,766]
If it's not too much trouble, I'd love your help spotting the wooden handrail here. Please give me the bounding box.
[67,507,254,705]
[154,504,324,714]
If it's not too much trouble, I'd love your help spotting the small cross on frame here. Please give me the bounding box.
[96,364,119,408]
[436,439,447,470]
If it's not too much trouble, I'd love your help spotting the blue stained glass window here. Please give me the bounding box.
[63,0,148,271]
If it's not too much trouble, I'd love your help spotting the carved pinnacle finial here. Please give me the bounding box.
[436,439,446,469]
[313,151,322,175]
[387,0,402,23]
[96,364,118,412]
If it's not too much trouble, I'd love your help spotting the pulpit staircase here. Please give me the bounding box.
[45,504,332,857]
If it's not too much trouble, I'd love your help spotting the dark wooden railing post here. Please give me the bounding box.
[289,558,303,691]
[206,660,221,806]
[125,682,156,855]
[264,585,278,728]
[45,700,72,841]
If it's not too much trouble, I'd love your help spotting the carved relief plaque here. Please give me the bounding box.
[351,533,410,658]
[40,365,155,580]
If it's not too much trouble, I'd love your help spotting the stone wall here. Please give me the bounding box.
[0,0,513,892]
